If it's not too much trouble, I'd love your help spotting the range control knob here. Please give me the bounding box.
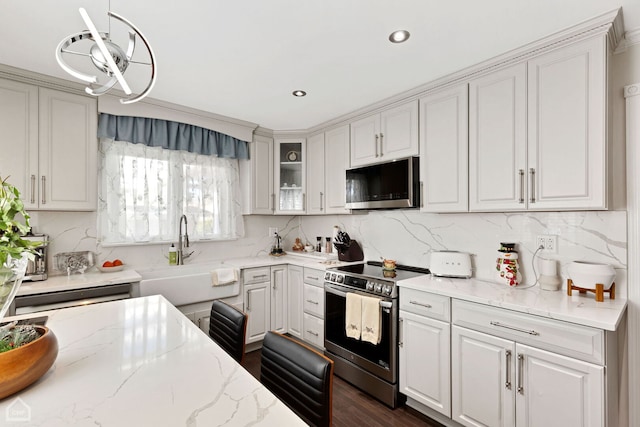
[383,285,393,295]
[324,272,331,281]
[366,281,375,291]
[374,283,383,293]
[336,274,344,283]
[330,273,337,282]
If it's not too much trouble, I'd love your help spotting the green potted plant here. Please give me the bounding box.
[0,176,58,399]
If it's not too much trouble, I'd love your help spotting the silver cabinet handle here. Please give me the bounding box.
[529,168,536,203]
[306,276,319,281]
[490,321,539,336]
[517,353,524,394]
[246,291,251,311]
[410,300,432,309]
[305,299,319,305]
[303,192,306,211]
[398,317,404,347]
[379,132,384,157]
[320,192,324,211]
[505,350,512,390]
[252,274,268,280]
[271,193,275,212]
[375,134,379,157]
[420,181,424,208]
[306,330,319,337]
[41,176,46,204]
[518,169,525,204]
[30,174,36,204]
[197,318,202,328]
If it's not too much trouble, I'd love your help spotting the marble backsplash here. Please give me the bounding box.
[29,209,627,297]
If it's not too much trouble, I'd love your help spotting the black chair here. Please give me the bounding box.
[260,331,334,427]
[208,300,248,364]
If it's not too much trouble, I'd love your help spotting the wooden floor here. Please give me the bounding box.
[242,349,444,427]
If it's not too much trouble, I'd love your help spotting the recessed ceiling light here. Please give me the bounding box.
[389,30,410,43]
[292,90,307,97]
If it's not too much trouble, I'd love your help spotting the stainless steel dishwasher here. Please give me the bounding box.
[9,283,132,316]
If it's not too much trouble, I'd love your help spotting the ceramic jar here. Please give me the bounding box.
[496,243,521,287]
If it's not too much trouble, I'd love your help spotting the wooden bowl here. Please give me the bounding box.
[0,326,58,400]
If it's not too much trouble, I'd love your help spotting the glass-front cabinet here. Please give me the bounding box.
[274,138,306,214]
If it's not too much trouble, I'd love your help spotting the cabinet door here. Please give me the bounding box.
[527,36,607,210]
[274,138,306,214]
[515,344,604,427]
[248,134,274,214]
[469,63,527,211]
[306,132,325,214]
[0,79,38,210]
[379,100,419,160]
[350,113,379,167]
[39,88,97,210]
[399,311,451,417]
[420,84,469,212]
[270,266,287,334]
[324,125,350,214]
[303,313,324,348]
[287,265,303,339]
[452,326,515,427]
[245,281,270,343]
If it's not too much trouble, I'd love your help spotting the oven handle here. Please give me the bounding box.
[324,283,394,308]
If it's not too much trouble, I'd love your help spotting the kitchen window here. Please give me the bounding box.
[98,138,245,245]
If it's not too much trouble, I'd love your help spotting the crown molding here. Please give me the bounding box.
[615,27,640,54]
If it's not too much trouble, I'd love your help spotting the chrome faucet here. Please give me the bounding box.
[178,214,193,265]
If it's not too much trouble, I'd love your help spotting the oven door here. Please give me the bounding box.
[324,282,397,383]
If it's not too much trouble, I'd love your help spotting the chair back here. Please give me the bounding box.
[260,331,333,427]
[209,300,247,363]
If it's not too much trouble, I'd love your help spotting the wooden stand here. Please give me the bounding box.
[567,279,615,302]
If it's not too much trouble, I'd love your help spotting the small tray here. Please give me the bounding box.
[97,265,125,273]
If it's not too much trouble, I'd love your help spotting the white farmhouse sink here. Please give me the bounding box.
[138,264,240,306]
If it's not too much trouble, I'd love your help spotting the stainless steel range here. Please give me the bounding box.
[323,261,429,408]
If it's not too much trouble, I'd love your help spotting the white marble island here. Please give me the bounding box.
[0,295,304,426]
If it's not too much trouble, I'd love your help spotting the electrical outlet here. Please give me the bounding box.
[268,227,278,237]
[536,234,558,253]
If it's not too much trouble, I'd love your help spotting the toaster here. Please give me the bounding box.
[430,251,472,278]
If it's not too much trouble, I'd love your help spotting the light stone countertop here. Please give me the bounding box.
[398,275,627,331]
[0,295,306,426]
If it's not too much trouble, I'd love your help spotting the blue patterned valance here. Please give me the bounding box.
[97,113,249,159]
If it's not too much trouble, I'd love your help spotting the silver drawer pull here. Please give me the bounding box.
[306,299,319,305]
[409,300,432,309]
[505,350,512,390]
[517,353,525,394]
[306,330,319,337]
[306,276,319,281]
[490,321,539,336]
[251,274,268,279]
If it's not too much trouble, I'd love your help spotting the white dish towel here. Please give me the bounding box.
[210,268,239,286]
[345,293,362,339]
[361,295,382,345]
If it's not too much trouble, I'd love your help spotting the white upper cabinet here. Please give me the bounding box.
[242,134,274,215]
[324,125,350,214]
[306,132,325,214]
[0,79,97,211]
[274,138,306,214]
[350,100,418,167]
[469,63,527,211]
[527,36,607,210]
[420,83,469,212]
[469,35,608,212]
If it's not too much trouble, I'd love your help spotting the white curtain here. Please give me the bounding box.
[98,138,244,244]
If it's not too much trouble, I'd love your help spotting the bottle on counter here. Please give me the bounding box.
[316,236,322,252]
[325,237,332,253]
[169,244,177,265]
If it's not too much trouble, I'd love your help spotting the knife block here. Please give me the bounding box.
[337,240,364,262]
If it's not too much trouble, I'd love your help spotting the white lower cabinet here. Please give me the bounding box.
[399,311,451,417]
[302,267,325,349]
[270,265,288,334]
[244,280,269,343]
[452,326,604,427]
[243,266,287,344]
[287,265,303,338]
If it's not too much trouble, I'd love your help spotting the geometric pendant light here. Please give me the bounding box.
[55,8,156,104]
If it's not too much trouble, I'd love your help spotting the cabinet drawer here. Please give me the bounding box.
[303,268,324,287]
[243,267,271,285]
[303,283,324,318]
[452,299,604,364]
[400,287,450,322]
[303,313,324,348]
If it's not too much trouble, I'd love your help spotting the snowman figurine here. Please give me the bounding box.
[496,242,522,286]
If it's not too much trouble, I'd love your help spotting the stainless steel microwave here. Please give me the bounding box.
[345,157,419,209]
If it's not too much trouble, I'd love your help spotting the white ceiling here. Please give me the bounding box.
[1,1,639,131]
